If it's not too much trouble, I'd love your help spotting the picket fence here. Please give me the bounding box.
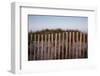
[28,31,88,60]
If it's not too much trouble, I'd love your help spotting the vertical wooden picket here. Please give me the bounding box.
[76,32,79,58]
[40,34,43,60]
[79,32,82,58]
[58,33,61,59]
[47,34,50,59]
[50,34,53,59]
[44,34,47,60]
[33,34,36,60]
[54,33,57,59]
[61,32,64,59]
[72,32,75,58]
[65,32,68,58]
[29,33,33,60]
[68,32,71,58]
[83,33,85,57]
[37,34,39,60]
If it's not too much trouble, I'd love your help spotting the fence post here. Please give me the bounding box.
[65,32,68,58]
[58,33,61,59]
[33,34,36,60]
[76,32,79,58]
[61,32,64,59]
[50,33,53,59]
[29,33,33,60]
[54,33,57,59]
[83,33,85,57]
[79,32,82,58]
[40,34,43,60]
[37,34,40,60]
[68,32,71,58]
[47,34,50,59]
[72,32,75,58]
[44,34,47,60]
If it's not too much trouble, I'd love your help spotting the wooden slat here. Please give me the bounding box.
[51,33,54,59]
[40,34,43,60]
[58,33,61,59]
[54,33,57,59]
[37,34,40,60]
[47,34,50,59]
[83,33,85,57]
[44,34,47,60]
[30,33,33,60]
[61,32,64,59]
[69,32,71,58]
[80,32,82,58]
[34,34,36,60]
[65,32,68,58]
[76,32,79,58]
[72,32,75,58]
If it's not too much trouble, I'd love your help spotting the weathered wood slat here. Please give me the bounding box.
[72,32,75,58]
[47,34,50,59]
[40,34,43,59]
[65,32,68,58]
[54,33,57,59]
[79,32,82,58]
[76,32,79,58]
[83,33,85,57]
[58,33,61,59]
[69,32,71,58]
[61,32,64,59]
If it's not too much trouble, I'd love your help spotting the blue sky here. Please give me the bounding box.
[28,15,88,32]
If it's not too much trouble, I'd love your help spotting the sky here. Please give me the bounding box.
[28,15,88,33]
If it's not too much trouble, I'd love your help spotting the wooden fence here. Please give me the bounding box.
[28,31,88,60]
